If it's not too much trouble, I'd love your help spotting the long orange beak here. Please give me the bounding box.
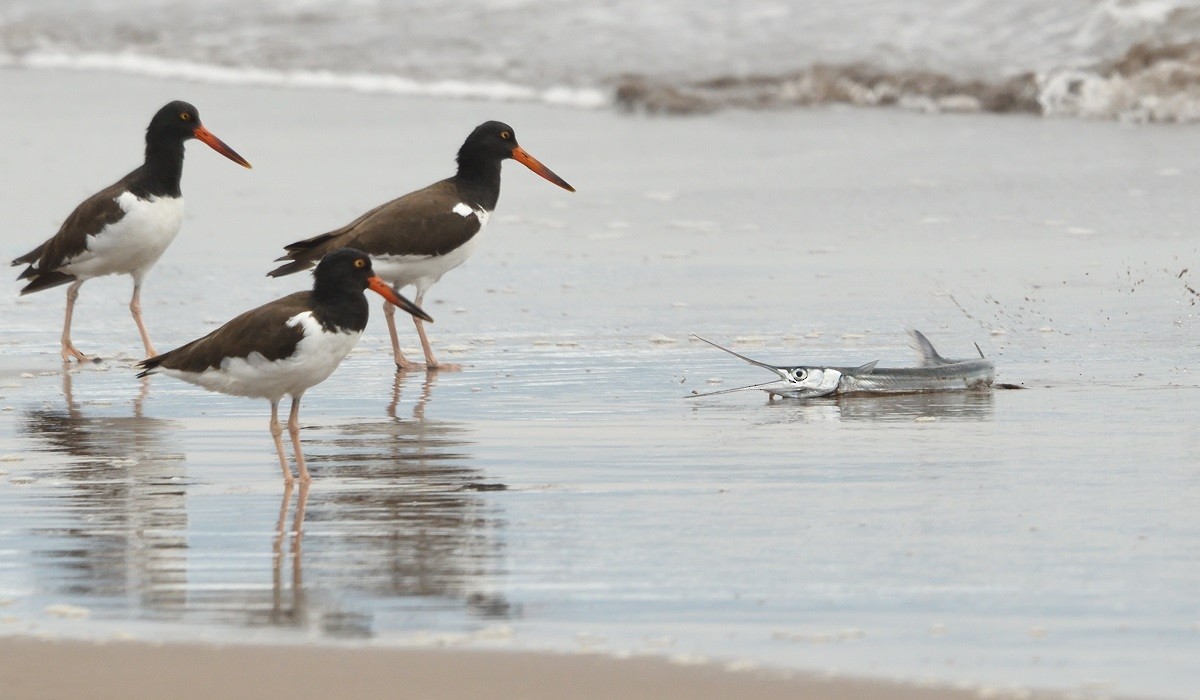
[193,124,253,169]
[367,276,433,323]
[511,145,574,192]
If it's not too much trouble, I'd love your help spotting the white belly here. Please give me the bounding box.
[62,192,184,282]
[370,206,490,293]
[161,312,361,401]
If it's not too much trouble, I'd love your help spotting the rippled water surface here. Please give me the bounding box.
[0,71,1198,698]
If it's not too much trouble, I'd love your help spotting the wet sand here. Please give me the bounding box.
[0,66,1198,699]
[0,637,1026,700]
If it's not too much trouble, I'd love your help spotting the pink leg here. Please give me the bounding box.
[270,400,294,484]
[384,298,422,370]
[288,394,310,483]
[130,281,157,358]
[61,281,90,362]
[413,290,461,372]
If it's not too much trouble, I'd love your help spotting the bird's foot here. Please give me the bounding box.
[61,345,97,363]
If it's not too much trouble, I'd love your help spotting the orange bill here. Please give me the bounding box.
[193,124,253,169]
[511,145,574,192]
[367,276,433,323]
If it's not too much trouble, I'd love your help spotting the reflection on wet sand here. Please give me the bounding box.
[195,369,509,637]
[17,368,508,639]
[765,390,995,423]
[19,368,188,613]
[267,483,309,628]
[303,369,511,628]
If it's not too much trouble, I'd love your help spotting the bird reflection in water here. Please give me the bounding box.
[268,482,309,627]
[764,390,995,424]
[19,366,188,614]
[245,368,510,637]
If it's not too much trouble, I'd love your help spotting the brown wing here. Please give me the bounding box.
[267,179,483,277]
[13,177,132,293]
[137,292,313,375]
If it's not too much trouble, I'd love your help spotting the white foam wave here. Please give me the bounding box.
[0,50,610,110]
[1039,44,1200,123]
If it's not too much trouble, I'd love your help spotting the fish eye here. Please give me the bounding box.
[353,258,366,269]
[790,368,807,381]
[180,112,191,121]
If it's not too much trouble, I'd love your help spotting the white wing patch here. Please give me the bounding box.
[452,202,491,227]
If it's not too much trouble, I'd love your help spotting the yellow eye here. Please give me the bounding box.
[500,131,510,139]
[353,258,366,269]
[180,112,191,121]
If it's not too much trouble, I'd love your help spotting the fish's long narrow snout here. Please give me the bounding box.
[192,124,253,168]
[686,379,794,399]
[367,276,433,323]
[692,334,790,380]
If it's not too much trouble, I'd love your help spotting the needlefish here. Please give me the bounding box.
[689,330,995,400]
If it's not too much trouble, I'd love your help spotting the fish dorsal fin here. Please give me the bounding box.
[852,360,879,376]
[691,334,788,378]
[908,329,950,366]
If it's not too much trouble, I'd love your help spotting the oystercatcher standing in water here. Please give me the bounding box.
[12,100,252,362]
[267,121,574,371]
[138,248,431,484]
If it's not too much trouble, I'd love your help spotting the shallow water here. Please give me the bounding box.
[1,70,1199,697]
[1,342,1197,696]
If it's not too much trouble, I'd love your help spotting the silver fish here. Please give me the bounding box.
[690,330,995,399]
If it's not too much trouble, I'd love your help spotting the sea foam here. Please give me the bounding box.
[0,51,609,110]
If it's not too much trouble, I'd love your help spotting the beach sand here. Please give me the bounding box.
[0,66,1197,699]
[0,637,1023,700]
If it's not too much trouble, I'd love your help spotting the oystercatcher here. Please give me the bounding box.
[138,248,431,484]
[267,121,573,370]
[12,100,252,362]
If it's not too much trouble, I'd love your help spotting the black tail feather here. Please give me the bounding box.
[11,243,45,268]
[18,270,77,295]
[267,259,317,278]
[283,231,340,252]
[135,354,165,378]
[267,233,339,277]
